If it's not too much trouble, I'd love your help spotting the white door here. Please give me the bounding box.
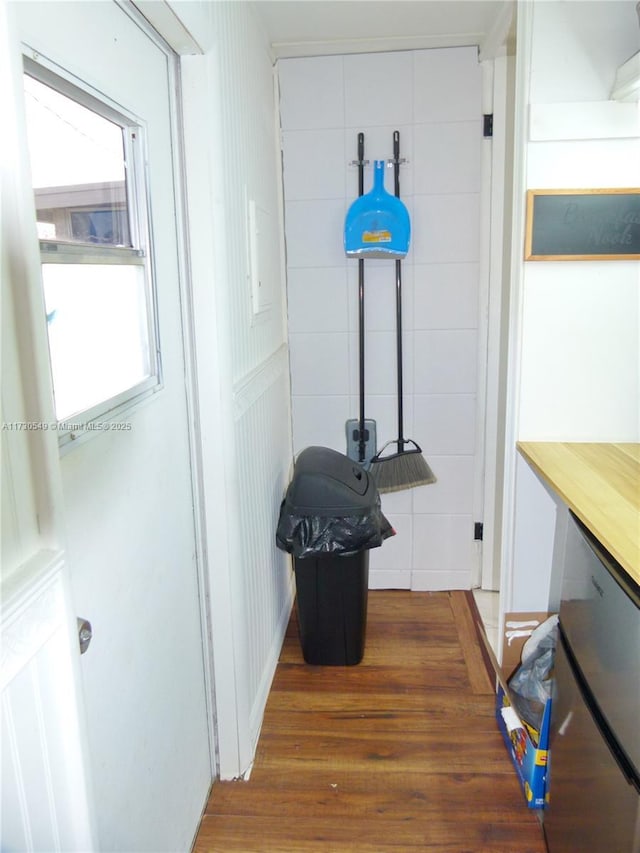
[12,2,212,850]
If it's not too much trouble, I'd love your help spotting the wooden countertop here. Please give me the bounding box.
[517,442,640,586]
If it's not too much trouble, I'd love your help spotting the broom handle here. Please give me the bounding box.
[393,131,405,448]
[395,259,404,447]
[357,132,366,463]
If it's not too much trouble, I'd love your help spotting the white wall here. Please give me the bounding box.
[505,0,640,613]
[279,47,484,591]
[519,0,640,442]
[177,1,294,778]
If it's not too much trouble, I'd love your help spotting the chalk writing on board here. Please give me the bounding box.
[525,189,640,260]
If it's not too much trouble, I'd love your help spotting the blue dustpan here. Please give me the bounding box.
[344,160,410,259]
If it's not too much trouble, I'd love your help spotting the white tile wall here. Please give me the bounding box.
[289,332,350,396]
[292,395,351,455]
[412,456,475,514]
[413,122,482,195]
[282,130,347,201]
[413,47,483,122]
[344,52,414,128]
[279,47,483,591]
[369,511,413,573]
[412,194,481,263]
[414,394,477,454]
[413,330,478,394]
[278,56,345,130]
[287,267,349,333]
[413,263,479,329]
[284,199,347,268]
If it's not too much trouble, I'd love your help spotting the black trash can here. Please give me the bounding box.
[294,550,369,665]
[276,446,393,666]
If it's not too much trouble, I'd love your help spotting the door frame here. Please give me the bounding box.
[132,4,220,778]
[126,1,251,779]
[471,1,516,594]
[121,0,265,782]
[148,7,265,779]
[477,50,516,593]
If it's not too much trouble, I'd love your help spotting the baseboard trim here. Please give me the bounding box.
[464,589,497,689]
[248,577,295,757]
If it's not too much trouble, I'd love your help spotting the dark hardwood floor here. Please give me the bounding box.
[194,590,546,852]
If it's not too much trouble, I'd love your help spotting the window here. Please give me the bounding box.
[23,63,159,438]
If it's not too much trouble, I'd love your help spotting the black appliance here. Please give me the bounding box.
[544,512,640,851]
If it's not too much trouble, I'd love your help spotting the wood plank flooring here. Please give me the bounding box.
[193,590,546,852]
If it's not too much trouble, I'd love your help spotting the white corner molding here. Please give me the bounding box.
[232,344,289,421]
[132,1,203,55]
[269,32,485,60]
[479,0,514,62]
[611,51,640,102]
[529,101,640,141]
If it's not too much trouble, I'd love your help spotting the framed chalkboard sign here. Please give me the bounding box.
[524,188,640,261]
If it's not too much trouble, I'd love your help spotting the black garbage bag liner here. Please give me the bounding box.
[276,499,395,558]
[275,446,395,558]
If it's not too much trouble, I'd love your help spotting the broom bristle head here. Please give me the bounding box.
[370,450,436,494]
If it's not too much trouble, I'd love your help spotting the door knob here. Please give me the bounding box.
[77,617,93,654]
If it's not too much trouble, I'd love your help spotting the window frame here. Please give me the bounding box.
[23,54,163,450]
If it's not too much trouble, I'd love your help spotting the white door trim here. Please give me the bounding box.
[107,0,219,780]
[178,49,251,780]
[480,52,515,592]
[498,0,533,619]
[130,0,254,782]
[152,23,219,779]
[476,46,516,593]
[472,58,495,589]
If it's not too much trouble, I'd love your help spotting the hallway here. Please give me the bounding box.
[194,591,545,852]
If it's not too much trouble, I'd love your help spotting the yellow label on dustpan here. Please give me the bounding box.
[362,230,392,244]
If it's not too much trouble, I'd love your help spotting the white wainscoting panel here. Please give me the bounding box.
[1,554,94,852]
[233,347,294,750]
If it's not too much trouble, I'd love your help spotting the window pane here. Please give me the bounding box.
[43,264,152,420]
[24,75,131,247]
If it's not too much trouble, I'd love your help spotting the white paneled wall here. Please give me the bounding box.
[279,47,483,590]
[234,353,295,739]
[181,1,294,776]
[209,3,294,759]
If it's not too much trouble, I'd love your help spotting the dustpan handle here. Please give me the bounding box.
[357,133,366,463]
[393,130,401,197]
[373,159,387,192]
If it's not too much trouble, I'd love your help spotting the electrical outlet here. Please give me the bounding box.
[345,419,377,467]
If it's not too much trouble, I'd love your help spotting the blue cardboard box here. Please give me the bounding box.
[482,612,554,809]
[496,681,551,808]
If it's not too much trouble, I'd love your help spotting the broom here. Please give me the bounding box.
[369,132,436,494]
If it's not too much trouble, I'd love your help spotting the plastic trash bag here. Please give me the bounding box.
[508,614,558,732]
[275,445,395,559]
[276,499,394,559]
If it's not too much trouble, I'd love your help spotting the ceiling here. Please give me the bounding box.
[250,0,514,59]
